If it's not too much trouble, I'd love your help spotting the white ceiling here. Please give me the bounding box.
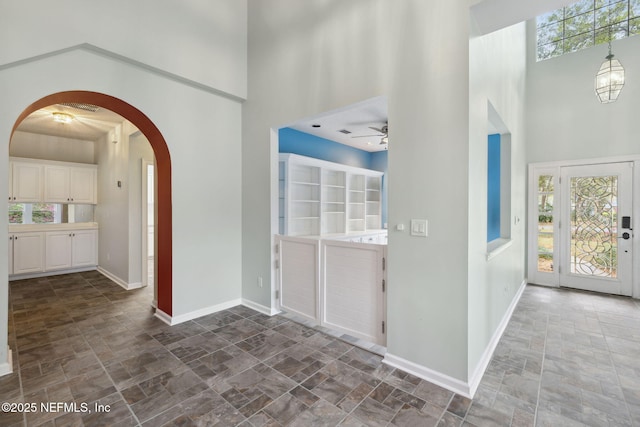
[15,103,126,141]
[287,96,388,152]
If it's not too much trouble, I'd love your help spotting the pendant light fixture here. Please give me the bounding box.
[595,19,625,103]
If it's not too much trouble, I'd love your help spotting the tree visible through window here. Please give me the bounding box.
[9,203,61,224]
[537,0,640,61]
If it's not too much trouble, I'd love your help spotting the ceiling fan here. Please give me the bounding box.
[352,122,389,146]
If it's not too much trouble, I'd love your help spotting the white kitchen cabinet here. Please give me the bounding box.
[44,165,96,204]
[8,235,13,276]
[11,226,98,279]
[44,229,97,271]
[280,153,383,237]
[71,229,97,267]
[11,232,44,275]
[9,162,42,202]
[45,231,73,270]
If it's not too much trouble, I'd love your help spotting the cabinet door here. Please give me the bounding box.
[45,232,73,270]
[72,230,97,267]
[12,162,42,202]
[8,235,13,276]
[12,232,44,274]
[44,165,70,203]
[69,168,96,204]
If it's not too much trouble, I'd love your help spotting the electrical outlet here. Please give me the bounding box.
[257,276,263,288]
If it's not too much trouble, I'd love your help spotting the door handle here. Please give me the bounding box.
[619,232,631,240]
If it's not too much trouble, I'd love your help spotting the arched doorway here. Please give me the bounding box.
[11,91,173,316]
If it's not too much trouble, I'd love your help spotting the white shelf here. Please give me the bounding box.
[280,153,383,236]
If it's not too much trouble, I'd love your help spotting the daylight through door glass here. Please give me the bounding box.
[537,175,554,272]
[570,175,618,278]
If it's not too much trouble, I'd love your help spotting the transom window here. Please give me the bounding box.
[537,0,640,61]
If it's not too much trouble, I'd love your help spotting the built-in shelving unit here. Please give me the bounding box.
[279,153,383,237]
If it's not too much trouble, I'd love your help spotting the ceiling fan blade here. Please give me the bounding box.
[352,134,383,138]
[369,126,385,133]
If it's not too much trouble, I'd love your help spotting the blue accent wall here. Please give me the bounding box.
[370,151,388,227]
[487,134,501,242]
[279,128,371,168]
[279,127,388,227]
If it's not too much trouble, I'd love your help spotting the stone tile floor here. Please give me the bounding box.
[1,272,640,426]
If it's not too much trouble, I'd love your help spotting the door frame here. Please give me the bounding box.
[528,155,640,298]
[141,159,155,292]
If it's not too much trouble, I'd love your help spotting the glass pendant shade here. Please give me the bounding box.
[595,54,625,103]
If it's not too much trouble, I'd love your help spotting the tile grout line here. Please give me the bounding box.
[532,303,550,427]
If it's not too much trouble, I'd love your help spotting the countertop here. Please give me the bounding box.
[9,222,99,233]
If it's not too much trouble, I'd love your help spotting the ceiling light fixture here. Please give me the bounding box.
[52,112,74,124]
[595,18,625,104]
[595,46,625,103]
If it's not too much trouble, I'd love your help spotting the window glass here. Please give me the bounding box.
[8,203,61,224]
[537,0,638,61]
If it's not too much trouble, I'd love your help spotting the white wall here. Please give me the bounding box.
[10,131,95,164]
[244,0,473,384]
[526,22,640,163]
[468,22,528,382]
[0,0,247,99]
[0,2,245,374]
[95,125,129,283]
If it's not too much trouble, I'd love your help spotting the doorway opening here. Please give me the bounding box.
[142,160,155,297]
[271,96,389,352]
[10,91,173,315]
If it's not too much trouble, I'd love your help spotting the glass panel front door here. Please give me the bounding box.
[560,163,633,296]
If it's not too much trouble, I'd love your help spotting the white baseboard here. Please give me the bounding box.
[468,278,527,396]
[383,279,527,399]
[0,346,13,377]
[155,299,243,325]
[154,308,172,325]
[97,267,142,290]
[383,353,472,398]
[242,298,281,316]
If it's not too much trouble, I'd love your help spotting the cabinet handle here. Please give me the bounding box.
[69,234,72,237]
[13,197,16,200]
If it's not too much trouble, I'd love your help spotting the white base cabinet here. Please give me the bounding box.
[10,232,44,275]
[45,229,98,271]
[71,230,98,267]
[10,226,98,279]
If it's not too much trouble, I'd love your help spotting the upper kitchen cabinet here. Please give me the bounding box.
[44,165,97,204]
[9,157,98,205]
[8,161,43,202]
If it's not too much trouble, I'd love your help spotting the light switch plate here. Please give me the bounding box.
[411,219,428,237]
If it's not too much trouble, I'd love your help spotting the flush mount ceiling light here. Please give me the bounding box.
[52,112,74,124]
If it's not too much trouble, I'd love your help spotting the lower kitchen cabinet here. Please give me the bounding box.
[10,232,44,275]
[10,227,98,278]
[45,229,97,270]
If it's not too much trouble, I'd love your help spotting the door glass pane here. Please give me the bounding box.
[570,176,618,278]
[537,175,554,272]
